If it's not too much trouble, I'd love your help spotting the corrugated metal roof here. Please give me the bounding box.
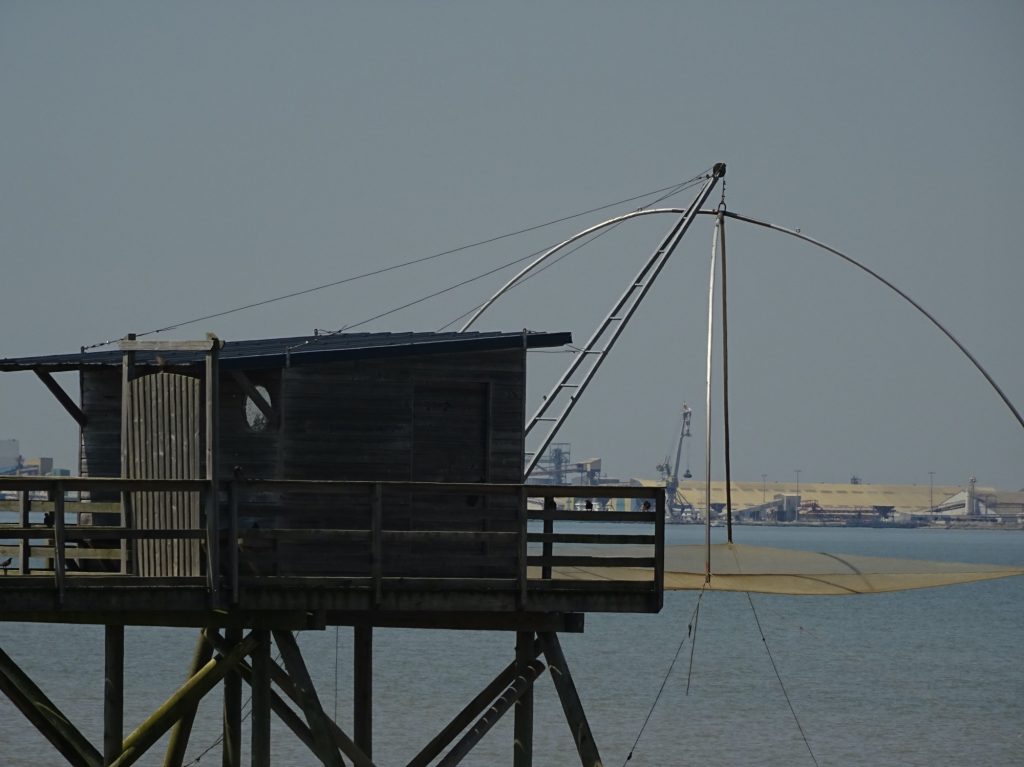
[0,330,573,372]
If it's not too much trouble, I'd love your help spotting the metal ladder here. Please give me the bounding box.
[524,164,725,478]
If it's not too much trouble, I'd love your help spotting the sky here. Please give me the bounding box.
[1,2,1022,490]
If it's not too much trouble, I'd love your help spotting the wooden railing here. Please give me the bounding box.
[0,477,664,608]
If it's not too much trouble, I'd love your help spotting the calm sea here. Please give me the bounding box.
[1,526,1021,766]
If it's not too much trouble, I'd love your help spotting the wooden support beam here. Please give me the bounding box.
[164,631,215,767]
[0,644,103,767]
[353,625,372,760]
[104,625,125,767]
[514,632,535,767]
[208,631,374,767]
[108,632,256,767]
[370,484,382,607]
[517,487,527,608]
[203,631,326,757]
[205,339,221,603]
[18,490,29,574]
[222,627,243,767]
[53,489,66,603]
[120,345,135,577]
[250,630,272,767]
[34,369,88,427]
[118,338,221,352]
[272,630,347,767]
[538,632,603,767]
[436,659,546,767]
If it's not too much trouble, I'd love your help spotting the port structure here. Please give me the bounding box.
[0,332,665,767]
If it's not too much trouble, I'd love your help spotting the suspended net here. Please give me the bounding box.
[542,543,1024,596]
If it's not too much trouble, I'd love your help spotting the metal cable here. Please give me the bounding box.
[622,588,706,765]
[746,593,820,767]
[81,173,711,350]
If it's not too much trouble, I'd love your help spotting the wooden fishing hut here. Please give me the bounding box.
[0,330,665,767]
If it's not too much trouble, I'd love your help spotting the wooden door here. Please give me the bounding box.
[124,370,202,577]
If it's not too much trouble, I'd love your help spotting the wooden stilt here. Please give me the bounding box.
[222,627,243,767]
[207,631,374,767]
[539,632,603,767]
[164,631,215,767]
[353,625,372,760]
[436,659,546,767]
[250,630,272,767]
[513,631,535,767]
[272,630,346,767]
[108,633,256,767]
[0,644,103,767]
[103,624,124,767]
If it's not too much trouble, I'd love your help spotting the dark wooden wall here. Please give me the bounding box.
[78,348,527,579]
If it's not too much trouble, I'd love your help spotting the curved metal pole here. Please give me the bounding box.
[459,207,693,332]
[462,204,1021,439]
[718,210,1024,431]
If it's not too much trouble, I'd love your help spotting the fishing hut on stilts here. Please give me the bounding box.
[0,329,666,767]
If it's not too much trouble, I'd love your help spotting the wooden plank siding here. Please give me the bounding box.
[126,371,202,577]
[75,349,527,581]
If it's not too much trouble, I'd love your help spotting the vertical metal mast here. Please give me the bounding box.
[524,163,726,479]
[703,213,720,583]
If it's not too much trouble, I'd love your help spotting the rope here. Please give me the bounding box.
[81,173,711,350]
[621,587,706,765]
[299,176,706,342]
[745,593,820,767]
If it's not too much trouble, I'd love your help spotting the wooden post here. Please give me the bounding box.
[517,487,527,608]
[539,632,603,767]
[110,633,256,767]
[164,632,215,767]
[222,627,243,767]
[53,484,66,604]
[205,336,221,602]
[513,632,535,767]
[354,625,372,760]
[250,630,272,767]
[206,632,373,767]
[104,625,125,767]
[228,481,239,605]
[18,489,29,574]
[371,483,382,606]
[120,340,135,576]
[654,490,665,606]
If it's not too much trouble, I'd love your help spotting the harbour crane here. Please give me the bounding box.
[656,403,692,516]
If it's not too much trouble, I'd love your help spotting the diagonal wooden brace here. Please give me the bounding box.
[539,632,603,767]
[107,632,257,767]
[0,644,102,767]
[436,659,546,767]
[272,629,348,767]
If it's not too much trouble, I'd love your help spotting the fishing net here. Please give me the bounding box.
[542,543,1024,595]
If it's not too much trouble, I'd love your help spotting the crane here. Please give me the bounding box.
[656,403,693,517]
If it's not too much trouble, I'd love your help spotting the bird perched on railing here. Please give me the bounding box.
[0,557,12,575]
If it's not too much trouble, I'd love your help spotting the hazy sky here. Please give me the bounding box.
[2,2,1022,490]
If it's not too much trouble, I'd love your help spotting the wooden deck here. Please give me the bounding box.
[0,477,665,629]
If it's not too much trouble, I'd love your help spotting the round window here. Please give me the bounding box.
[244,385,272,432]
